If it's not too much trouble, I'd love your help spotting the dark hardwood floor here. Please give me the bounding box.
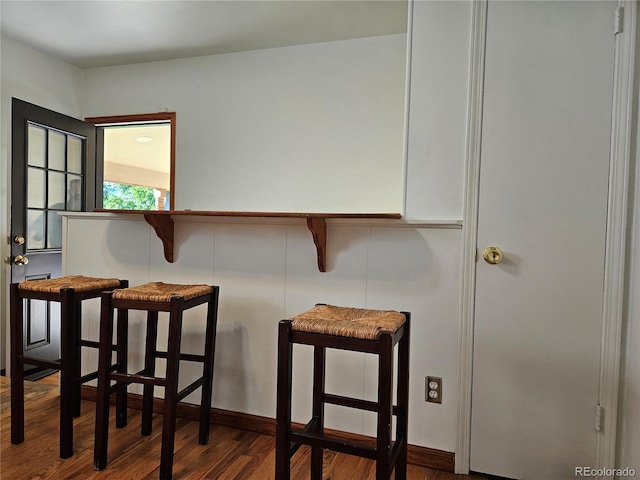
[0,375,494,479]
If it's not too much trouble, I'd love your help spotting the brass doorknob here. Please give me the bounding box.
[13,255,29,265]
[482,246,503,265]
[14,235,25,245]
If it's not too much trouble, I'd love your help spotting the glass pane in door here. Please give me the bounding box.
[27,125,46,167]
[48,131,66,171]
[47,211,62,249]
[47,171,65,208]
[27,167,45,209]
[27,209,45,250]
[66,175,82,211]
[25,122,85,252]
[68,137,82,173]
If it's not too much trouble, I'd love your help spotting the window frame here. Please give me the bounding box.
[85,112,176,210]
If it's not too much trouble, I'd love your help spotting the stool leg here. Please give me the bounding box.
[115,306,129,428]
[395,316,410,480]
[199,288,219,444]
[159,298,184,480]
[60,288,75,459]
[72,297,82,418]
[10,284,25,445]
[275,320,293,480]
[116,281,129,428]
[141,310,158,436]
[310,345,326,480]
[376,333,393,480]
[94,292,115,470]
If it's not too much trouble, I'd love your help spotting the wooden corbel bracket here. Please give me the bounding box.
[306,217,327,272]
[143,213,174,263]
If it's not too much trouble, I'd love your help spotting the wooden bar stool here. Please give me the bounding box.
[275,304,410,480]
[10,275,128,459]
[93,282,219,480]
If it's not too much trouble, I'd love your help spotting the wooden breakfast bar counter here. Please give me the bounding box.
[94,210,403,272]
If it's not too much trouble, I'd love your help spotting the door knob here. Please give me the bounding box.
[482,246,503,265]
[14,235,25,245]
[13,255,29,265]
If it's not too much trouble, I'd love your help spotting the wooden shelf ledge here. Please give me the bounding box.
[95,210,402,272]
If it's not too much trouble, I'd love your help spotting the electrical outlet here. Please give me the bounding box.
[425,376,442,404]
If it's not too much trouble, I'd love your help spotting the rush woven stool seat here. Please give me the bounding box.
[94,282,219,480]
[275,304,410,480]
[10,275,128,458]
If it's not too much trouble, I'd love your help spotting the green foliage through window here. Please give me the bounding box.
[103,182,156,210]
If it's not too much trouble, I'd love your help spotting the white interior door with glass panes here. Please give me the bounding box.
[10,99,96,374]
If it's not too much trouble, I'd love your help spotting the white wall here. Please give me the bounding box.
[0,34,85,372]
[83,35,407,214]
[404,0,470,221]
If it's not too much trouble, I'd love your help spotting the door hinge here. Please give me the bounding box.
[595,404,604,432]
[614,6,624,35]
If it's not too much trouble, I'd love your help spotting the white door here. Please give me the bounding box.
[471,2,616,479]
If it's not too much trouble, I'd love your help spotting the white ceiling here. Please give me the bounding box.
[1,0,408,69]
